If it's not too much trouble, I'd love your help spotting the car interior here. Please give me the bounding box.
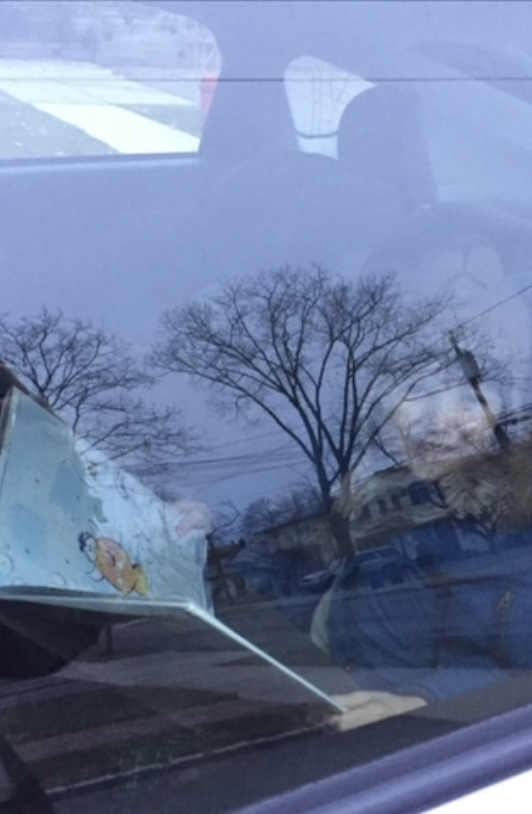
[2,2,532,813]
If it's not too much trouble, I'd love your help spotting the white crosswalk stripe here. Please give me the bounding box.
[36,103,199,153]
[0,59,199,153]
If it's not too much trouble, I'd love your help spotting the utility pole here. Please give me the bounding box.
[449,332,511,453]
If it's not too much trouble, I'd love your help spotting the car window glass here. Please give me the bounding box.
[1,2,532,812]
[0,0,219,160]
[284,55,372,156]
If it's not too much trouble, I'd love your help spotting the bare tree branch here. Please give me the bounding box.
[0,308,200,486]
[154,267,487,553]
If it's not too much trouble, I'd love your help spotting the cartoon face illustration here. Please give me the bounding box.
[79,532,97,561]
[79,532,149,596]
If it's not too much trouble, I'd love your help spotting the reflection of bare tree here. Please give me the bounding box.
[0,308,198,482]
[235,484,324,540]
[240,498,281,539]
[155,266,457,555]
[434,440,532,530]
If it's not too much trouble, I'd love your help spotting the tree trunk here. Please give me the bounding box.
[327,511,354,558]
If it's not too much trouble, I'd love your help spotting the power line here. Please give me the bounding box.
[0,73,532,86]
[4,75,532,83]
[457,281,532,330]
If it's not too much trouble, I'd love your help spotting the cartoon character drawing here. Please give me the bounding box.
[79,532,149,596]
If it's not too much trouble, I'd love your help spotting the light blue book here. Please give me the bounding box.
[0,390,342,711]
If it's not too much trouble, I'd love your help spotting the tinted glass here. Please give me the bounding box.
[0,0,219,159]
[1,2,532,812]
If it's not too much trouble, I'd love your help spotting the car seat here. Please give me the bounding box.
[336,83,436,209]
[276,84,434,278]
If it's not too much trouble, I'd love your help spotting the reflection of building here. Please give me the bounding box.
[348,467,443,533]
[249,514,336,562]
[224,513,337,601]
[344,439,532,558]
[225,439,532,599]
[345,465,464,558]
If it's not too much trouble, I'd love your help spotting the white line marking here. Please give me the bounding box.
[36,103,199,153]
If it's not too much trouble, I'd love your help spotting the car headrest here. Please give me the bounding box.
[337,84,436,207]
